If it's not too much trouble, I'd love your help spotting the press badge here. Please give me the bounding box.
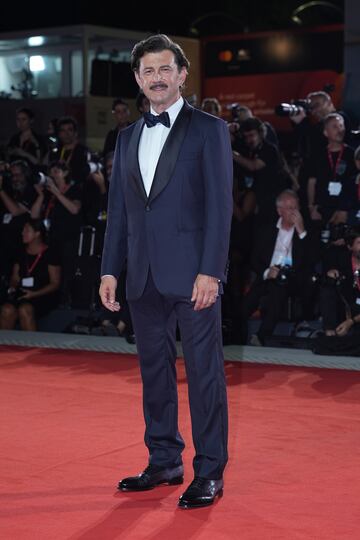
[245,176,254,188]
[21,277,34,287]
[2,213,12,224]
[328,182,342,196]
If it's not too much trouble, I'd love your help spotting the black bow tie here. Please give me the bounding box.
[143,111,170,128]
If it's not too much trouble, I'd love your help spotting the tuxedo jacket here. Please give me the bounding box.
[100,100,233,300]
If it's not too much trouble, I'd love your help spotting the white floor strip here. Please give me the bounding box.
[0,330,359,371]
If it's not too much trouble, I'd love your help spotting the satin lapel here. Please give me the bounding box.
[126,118,148,203]
[148,101,193,205]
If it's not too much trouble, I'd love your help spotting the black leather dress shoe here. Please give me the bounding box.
[118,464,184,491]
[178,477,223,508]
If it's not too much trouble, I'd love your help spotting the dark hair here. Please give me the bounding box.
[16,107,34,120]
[130,34,190,73]
[57,116,78,132]
[10,159,32,178]
[135,92,149,111]
[201,98,221,115]
[104,151,114,163]
[239,117,266,138]
[49,160,70,174]
[112,98,129,112]
[24,217,47,242]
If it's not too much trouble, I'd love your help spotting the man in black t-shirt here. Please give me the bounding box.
[232,117,286,223]
[308,113,356,225]
[102,99,131,157]
[48,117,90,184]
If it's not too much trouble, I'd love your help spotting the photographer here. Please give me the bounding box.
[282,91,351,214]
[201,97,222,118]
[46,116,89,184]
[7,107,46,168]
[308,113,356,227]
[232,117,286,224]
[228,104,279,149]
[320,227,360,337]
[82,152,112,238]
[289,91,350,161]
[0,218,61,331]
[102,99,131,157]
[342,145,360,226]
[0,160,37,278]
[240,190,314,345]
[30,160,82,305]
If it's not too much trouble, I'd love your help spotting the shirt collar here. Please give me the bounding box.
[150,96,184,127]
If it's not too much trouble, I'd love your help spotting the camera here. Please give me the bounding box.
[87,153,104,176]
[350,130,360,142]
[275,264,294,285]
[275,99,312,118]
[7,287,24,302]
[321,223,350,244]
[323,273,346,287]
[47,136,58,153]
[33,172,50,186]
[227,103,242,122]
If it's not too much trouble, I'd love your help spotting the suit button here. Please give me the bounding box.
[145,205,151,211]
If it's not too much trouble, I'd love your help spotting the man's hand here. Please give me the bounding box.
[291,209,305,235]
[17,289,34,300]
[329,210,348,225]
[290,107,306,125]
[309,205,322,221]
[90,171,106,193]
[267,266,280,280]
[336,318,353,336]
[45,177,60,196]
[99,276,120,312]
[34,183,45,196]
[191,274,219,311]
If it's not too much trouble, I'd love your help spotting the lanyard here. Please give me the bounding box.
[45,196,56,218]
[60,146,74,165]
[26,246,48,276]
[327,146,344,180]
[351,255,360,291]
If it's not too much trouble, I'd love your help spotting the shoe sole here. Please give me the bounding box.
[118,475,184,491]
[178,488,223,509]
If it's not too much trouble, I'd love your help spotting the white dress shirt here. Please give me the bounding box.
[139,96,184,196]
[263,218,307,279]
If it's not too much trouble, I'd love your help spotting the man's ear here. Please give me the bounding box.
[134,71,142,89]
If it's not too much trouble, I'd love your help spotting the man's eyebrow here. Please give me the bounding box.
[144,64,173,69]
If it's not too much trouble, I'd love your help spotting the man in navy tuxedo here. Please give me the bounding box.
[99,34,233,509]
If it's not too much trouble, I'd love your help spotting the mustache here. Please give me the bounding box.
[150,84,168,90]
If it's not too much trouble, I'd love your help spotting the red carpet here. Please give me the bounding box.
[0,345,359,540]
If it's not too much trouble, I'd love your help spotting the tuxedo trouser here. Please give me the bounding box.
[128,269,228,480]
